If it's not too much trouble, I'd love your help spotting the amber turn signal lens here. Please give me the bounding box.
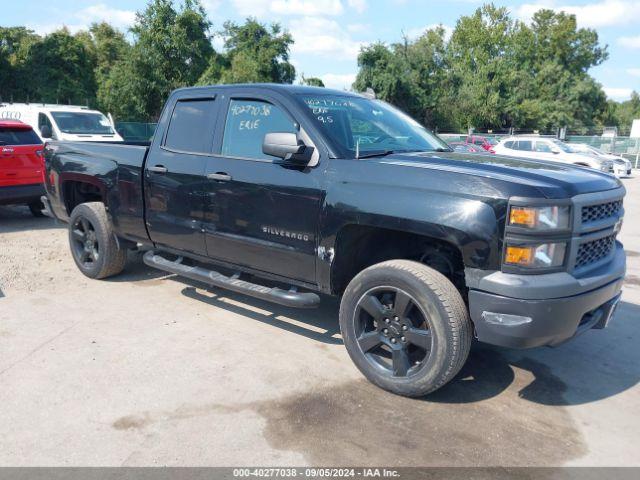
[505,246,534,266]
[509,207,537,227]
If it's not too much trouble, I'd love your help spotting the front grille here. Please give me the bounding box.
[582,200,622,224]
[576,235,616,268]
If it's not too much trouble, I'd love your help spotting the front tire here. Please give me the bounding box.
[339,260,471,397]
[28,200,45,217]
[68,202,126,279]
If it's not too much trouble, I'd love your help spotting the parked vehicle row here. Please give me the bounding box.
[42,84,626,398]
[465,134,498,153]
[448,142,484,153]
[493,136,617,174]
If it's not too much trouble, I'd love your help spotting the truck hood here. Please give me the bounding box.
[377,151,621,199]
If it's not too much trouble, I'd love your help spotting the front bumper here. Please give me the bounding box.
[614,165,631,177]
[0,183,45,206]
[467,244,625,349]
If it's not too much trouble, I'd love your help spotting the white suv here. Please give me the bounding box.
[494,136,614,173]
[568,143,632,178]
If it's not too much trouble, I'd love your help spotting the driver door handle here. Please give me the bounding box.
[207,172,232,182]
[148,165,168,174]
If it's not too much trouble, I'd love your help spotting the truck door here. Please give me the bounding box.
[203,95,324,284]
[144,97,217,256]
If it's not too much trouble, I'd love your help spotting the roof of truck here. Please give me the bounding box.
[0,103,92,111]
[175,83,364,98]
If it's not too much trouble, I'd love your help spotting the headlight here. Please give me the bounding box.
[509,205,570,230]
[505,243,566,269]
[600,161,614,172]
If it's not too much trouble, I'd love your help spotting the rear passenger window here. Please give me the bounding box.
[535,142,552,153]
[0,128,41,145]
[164,99,215,154]
[516,140,532,151]
[222,99,296,160]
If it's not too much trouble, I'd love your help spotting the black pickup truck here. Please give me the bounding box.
[42,84,626,397]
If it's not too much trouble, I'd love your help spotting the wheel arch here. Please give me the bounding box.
[60,173,108,216]
[330,223,470,296]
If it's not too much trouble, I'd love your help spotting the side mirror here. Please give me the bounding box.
[263,132,309,166]
[40,125,52,139]
[551,147,561,154]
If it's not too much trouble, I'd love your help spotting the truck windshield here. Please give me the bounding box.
[50,112,114,135]
[298,95,450,157]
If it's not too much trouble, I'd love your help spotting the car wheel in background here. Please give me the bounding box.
[28,200,46,218]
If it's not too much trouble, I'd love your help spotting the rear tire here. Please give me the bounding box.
[339,260,471,397]
[28,200,45,217]
[68,202,126,279]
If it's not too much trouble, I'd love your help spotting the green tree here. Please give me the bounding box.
[22,28,96,104]
[199,18,294,85]
[605,92,640,131]
[301,75,325,87]
[0,27,41,100]
[106,0,213,120]
[87,23,130,112]
[354,3,610,133]
[354,27,452,130]
[508,9,609,130]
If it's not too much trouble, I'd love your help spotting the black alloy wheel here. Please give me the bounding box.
[354,286,433,378]
[71,216,100,268]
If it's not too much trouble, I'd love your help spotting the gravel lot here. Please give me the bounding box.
[1,176,639,467]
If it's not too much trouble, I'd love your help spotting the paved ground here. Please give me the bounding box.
[0,177,639,467]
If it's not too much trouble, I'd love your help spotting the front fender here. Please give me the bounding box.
[316,179,506,292]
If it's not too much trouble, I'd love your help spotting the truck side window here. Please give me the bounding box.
[164,99,215,154]
[222,99,296,160]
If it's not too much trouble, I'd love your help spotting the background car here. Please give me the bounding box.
[448,142,484,153]
[568,143,632,178]
[465,135,498,153]
[493,136,615,173]
[0,120,46,216]
[0,103,124,143]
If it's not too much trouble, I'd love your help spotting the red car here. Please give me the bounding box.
[0,120,46,216]
[465,135,498,153]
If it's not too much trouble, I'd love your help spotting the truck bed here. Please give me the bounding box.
[44,140,150,243]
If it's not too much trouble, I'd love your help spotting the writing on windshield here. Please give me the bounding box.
[300,95,449,157]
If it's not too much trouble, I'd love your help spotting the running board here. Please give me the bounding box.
[143,251,320,309]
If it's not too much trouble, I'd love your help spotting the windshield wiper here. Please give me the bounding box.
[356,149,425,159]
[356,149,398,159]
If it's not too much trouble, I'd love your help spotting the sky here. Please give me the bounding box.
[2,0,639,100]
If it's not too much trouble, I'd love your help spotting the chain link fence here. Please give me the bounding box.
[114,122,157,142]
